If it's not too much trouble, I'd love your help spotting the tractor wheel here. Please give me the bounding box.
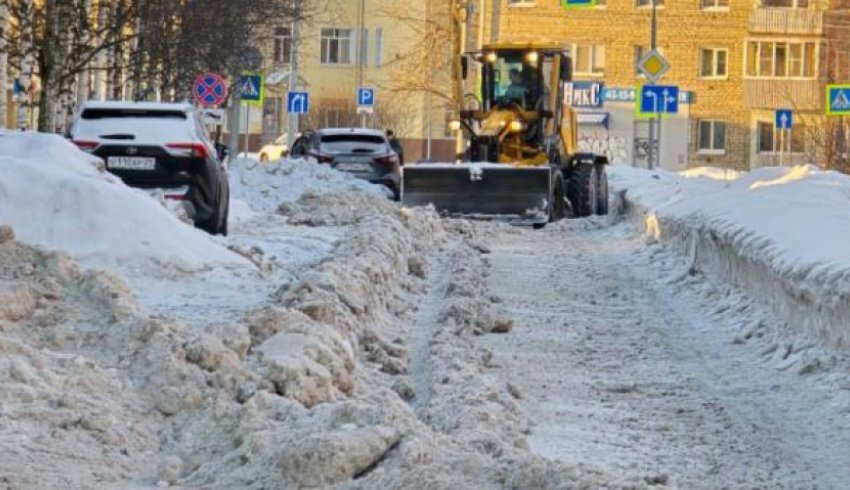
[595,163,609,216]
[567,163,598,218]
[533,173,567,230]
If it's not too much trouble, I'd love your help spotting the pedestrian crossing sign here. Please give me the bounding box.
[238,72,264,106]
[826,84,850,116]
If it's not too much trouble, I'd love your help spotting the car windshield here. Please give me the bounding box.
[320,134,388,154]
[73,108,193,142]
[484,52,544,111]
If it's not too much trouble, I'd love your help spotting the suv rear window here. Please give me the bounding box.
[81,109,187,120]
[320,134,388,153]
[73,108,194,143]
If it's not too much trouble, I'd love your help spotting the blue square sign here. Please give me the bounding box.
[639,85,679,114]
[287,92,309,115]
[357,87,375,107]
[775,109,793,130]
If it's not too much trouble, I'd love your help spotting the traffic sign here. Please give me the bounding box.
[287,92,310,114]
[561,0,597,8]
[238,73,264,106]
[826,84,850,116]
[775,109,793,130]
[637,50,670,83]
[200,108,226,126]
[357,87,375,107]
[193,73,227,107]
[639,85,679,114]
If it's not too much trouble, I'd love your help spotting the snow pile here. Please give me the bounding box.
[228,157,388,214]
[611,164,850,349]
[0,132,246,272]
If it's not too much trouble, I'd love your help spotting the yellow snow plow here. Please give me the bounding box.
[401,43,609,228]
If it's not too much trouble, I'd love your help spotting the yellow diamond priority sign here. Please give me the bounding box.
[637,50,670,83]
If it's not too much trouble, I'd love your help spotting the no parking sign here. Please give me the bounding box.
[193,73,228,107]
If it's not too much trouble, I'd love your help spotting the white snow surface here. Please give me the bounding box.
[0,132,246,271]
[228,157,388,214]
[610,164,850,347]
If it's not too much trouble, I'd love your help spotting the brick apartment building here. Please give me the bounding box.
[488,0,850,170]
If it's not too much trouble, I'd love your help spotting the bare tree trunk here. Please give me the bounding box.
[0,0,8,129]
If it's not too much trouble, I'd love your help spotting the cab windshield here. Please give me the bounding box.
[483,51,544,111]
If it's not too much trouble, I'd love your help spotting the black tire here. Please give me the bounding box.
[567,163,598,218]
[533,173,566,230]
[595,163,609,216]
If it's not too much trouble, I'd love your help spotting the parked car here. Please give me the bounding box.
[69,101,229,235]
[258,133,289,162]
[290,128,401,200]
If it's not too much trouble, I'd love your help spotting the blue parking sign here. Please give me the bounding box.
[358,88,375,107]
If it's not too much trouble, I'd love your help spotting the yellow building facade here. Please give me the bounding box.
[488,0,850,170]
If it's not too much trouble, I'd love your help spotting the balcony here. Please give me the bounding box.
[744,78,822,110]
[749,9,824,35]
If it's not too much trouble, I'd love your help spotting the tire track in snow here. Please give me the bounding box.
[408,242,459,415]
[477,221,844,488]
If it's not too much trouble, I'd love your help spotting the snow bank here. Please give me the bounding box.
[611,164,850,349]
[0,132,246,271]
[228,157,388,214]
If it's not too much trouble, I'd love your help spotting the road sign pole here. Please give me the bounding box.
[243,104,250,159]
[650,0,659,170]
[287,0,303,150]
[228,91,241,161]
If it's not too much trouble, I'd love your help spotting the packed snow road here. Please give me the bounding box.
[475,217,850,488]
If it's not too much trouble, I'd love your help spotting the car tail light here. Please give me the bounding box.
[310,152,334,164]
[374,154,399,166]
[166,142,209,159]
[73,140,99,152]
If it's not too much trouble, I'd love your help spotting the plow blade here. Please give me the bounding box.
[402,164,552,223]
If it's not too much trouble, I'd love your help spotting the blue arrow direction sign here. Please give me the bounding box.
[287,92,310,115]
[640,85,679,114]
[826,84,850,116]
[561,0,597,8]
[775,109,793,130]
[357,87,375,107]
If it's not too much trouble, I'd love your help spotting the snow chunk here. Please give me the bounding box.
[0,132,246,272]
[228,157,388,214]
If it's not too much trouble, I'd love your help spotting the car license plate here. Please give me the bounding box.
[336,162,371,172]
[107,156,156,170]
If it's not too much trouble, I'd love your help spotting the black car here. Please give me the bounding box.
[290,128,402,200]
[69,102,229,235]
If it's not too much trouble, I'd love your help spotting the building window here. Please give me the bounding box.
[757,121,805,153]
[573,44,605,77]
[759,0,809,7]
[636,0,663,6]
[746,41,816,78]
[273,27,292,64]
[321,28,353,65]
[701,0,729,9]
[700,48,728,78]
[375,28,383,67]
[697,120,727,154]
[507,0,536,5]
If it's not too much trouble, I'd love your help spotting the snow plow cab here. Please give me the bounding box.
[402,43,609,227]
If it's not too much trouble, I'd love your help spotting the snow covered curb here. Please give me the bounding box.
[611,165,850,350]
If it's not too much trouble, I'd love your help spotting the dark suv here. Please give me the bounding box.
[290,128,401,200]
[69,102,229,235]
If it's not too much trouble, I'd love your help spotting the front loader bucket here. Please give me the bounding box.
[402,164,552,223]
